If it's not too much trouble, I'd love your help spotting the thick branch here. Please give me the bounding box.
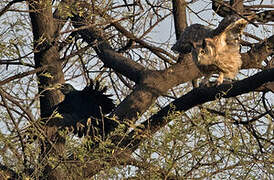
[83,68,274,177]
[71,15,145,83]
[172,0,187,39]
[29,0,65,116]
[121,67,274,151]
[111,32,273,123]
[29,1,66,178]
[111,54,200,121]
[242,34,274,69]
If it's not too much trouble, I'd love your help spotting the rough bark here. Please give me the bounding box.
[73,12,273,125]
[126,67,274,149]
[28,0,65,116]
[64,2,274,176]
[28,0,66,179]
[81,68,274,177]
[23,0,274,178]
[172,0,187,39]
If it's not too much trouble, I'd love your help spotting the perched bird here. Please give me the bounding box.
[171,24,212,54]
[49,81,115,138]
[172,15,250,85]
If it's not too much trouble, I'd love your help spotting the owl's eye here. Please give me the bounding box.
[200,49,206,54]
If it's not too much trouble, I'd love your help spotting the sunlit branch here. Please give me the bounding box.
[120,68,274,151]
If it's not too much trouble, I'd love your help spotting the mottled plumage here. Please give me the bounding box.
[172,16,249,85]
[192,18,248,84]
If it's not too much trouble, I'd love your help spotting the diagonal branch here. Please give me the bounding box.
[120,67,274,151]
[0,0,24,17]
[0,66,47,86]
[241,34,274,69]
[70,14,145,83]
[82,68,274,178]
[95,8,175,63]
[69,1,273,139]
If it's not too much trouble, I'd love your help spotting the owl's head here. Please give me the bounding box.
[191,38,216,65]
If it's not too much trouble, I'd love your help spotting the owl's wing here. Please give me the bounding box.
[172,24,212,54]
[219,18,249,46]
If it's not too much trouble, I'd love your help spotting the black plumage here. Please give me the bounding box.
[49,81,115,138]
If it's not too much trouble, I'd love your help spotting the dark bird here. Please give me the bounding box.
[49,81,115,138]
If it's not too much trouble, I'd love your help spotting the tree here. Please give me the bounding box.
[0,0,273,179]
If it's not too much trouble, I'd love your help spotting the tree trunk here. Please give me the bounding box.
[28,0,65,178]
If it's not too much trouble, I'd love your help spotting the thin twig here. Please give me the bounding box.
[0,0,24,17]
[0,66,47,86]
[214,0,259,27]
[0,89,28,168]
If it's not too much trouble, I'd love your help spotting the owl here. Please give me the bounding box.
[172,16,250,85]
[171,24,212,54]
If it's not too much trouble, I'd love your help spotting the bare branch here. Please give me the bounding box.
[0,0,24,17]
[0,66,47,86]
[71,14,145,83]
[120,67,274,151]
[81,68,274,177]
[172,0,188,39]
